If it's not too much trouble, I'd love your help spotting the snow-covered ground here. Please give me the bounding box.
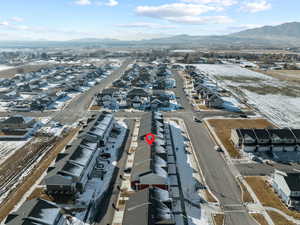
[221,96,243,112]
[0,65,13,71]
[0,140,30,165]
[71,120,128,224]
[169,120,211,225]
[194,64,300,128]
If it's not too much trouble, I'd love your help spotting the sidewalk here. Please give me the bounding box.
[111,119,140,225]
[204,119,275,225]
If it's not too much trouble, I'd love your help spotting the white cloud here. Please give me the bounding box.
[241,0,271,13]
[0,21,9,26]
[11,17,24,22]
[105,0,118,7]
[181,0,238,6]
[135,3,233,25]
[74,0,91,5]
[166,15,234,24]
[136,3,222,18]
[229,24,263,30]
[17,25,30,30]
[117,22,177,29]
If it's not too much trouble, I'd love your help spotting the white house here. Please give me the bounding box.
[272,170,300,210]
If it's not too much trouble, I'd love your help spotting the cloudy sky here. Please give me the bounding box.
[0,0,298,41]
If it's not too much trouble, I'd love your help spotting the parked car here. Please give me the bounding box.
[193,116,202,123]
[214,145,223,152]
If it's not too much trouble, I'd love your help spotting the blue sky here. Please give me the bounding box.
[0,0,299,41]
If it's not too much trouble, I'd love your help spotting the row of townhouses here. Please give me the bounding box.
[231,128,300,152]
[125,112,181,225]
[45,112,114,195]
[4,112,117,225]
[185,67,225,109]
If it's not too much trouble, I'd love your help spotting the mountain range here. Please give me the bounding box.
[1,22,300,49]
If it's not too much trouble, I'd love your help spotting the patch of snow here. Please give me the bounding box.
[169,121,210,225]
[193,64,300,128]
[0,139,30,165]
[0,65,13,71]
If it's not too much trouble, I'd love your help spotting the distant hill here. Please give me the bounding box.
[229,22,300,45]
[0,22,299,48]
[231,22,300,39]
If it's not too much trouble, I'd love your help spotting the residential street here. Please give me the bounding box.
[0,58,133,124]
[168,71,257,225]
[1,61,257,225]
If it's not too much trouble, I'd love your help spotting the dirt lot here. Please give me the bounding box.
[267,211,296,225]
[27,187,54,201]
[90,105,101,110]
[205,189,218,203]
[0,136,55,188]
[245,176,300,220]
[252,69,300,82]
[238,180,254,203]
[0,65,49,78]
[0,128,78,222]
[213,214,224,225]
[206,118,275,158]
[251,213,269,225]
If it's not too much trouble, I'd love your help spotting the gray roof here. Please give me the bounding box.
[5,198,64,225]
[123,189,149,225]
[44,134,98,184]
[284,173,300,192]
[123,188,174,225]
[80,112,113,140]
[2,115,34,125]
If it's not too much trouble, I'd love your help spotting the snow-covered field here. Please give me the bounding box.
[0,65,13,71]
[0,140,29,165]
[194,64,300,128]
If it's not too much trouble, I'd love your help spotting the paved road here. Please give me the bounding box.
[170,71,257,225]
[95,69,256,225]
[53,58,132,124]
[3,62,258,225]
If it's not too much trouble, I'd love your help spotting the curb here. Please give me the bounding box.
[178,118,220,206]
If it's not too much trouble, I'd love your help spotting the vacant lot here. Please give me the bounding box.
[252,69,300,83]
[90,105,101,110]
[238,84,300,97]
[0,128,78,222]
[27,187,54,201]
[267,211,296,225]
[245,176,300,220]
[213,214,224,225]
[205,189,218,203]
[251,213,269,225]
[0,65,48,78]
[217,75,264,83]
[239,180,254,203]
[207,118,275,158]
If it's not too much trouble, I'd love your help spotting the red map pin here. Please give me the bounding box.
[145,133,155,145]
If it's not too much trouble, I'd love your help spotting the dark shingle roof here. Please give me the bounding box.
[123,189,150,225]
[268,129,295,140]
[5,199,63,225]
[284,173,300,192]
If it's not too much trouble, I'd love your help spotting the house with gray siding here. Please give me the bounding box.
[231,128,300,153]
